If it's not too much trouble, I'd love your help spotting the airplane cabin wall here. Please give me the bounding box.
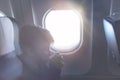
[10,0,34,26]
[0,0,13,17]
[30,0,93,75]
[10,0,93,76]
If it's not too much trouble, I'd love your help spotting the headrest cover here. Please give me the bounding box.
[0,17,15,55]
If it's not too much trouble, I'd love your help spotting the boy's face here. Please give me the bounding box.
[30,38,51,58]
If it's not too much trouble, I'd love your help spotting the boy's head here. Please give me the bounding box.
[20,25,54,54]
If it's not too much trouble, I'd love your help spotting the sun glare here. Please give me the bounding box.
[45,10,83,52]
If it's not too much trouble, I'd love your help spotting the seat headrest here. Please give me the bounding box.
[0,11,6,17]
[0,17,15,55]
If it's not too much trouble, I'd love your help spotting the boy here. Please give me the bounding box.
[19,25,63,80]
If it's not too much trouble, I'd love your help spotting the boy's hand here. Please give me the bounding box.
[49,54,64,68]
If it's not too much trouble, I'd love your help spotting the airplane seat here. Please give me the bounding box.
[8,17,22,56]
[0,11,22,80]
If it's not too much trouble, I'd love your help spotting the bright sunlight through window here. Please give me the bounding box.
[44,10,83,54]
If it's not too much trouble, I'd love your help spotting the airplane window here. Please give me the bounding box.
[43,10,83,55]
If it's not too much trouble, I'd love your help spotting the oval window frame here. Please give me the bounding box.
[42,8,83,55]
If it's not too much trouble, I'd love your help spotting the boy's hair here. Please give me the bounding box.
[19,25,54,48]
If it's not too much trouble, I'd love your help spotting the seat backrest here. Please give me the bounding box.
[0,11,22,80]
[8,17,22,55]
[0,13,15,56]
